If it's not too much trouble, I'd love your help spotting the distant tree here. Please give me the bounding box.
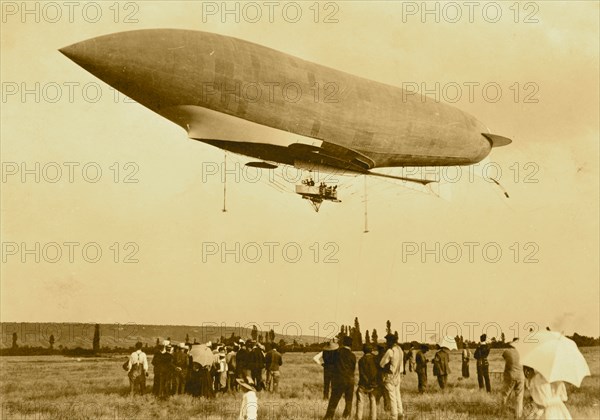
[278,338,286,349]
[11,332,18,349]
[371,329,378,344]
[386,320,392,335]
[93,324,100,352]
[268,329,276,343]
[352,317,363,350]
[49,334,55,349]
[156,338,159,347]
[337,325,346,341]
[365,330,371,345]
[500,332,506,343]
[568,333,600,347]
[185,333,190,343]
[455,335,462,349]
[394,330,399,342]
[251,325,258,341]
[258,334,264,343]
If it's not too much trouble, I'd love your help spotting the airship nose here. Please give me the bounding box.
[59,42,85,63]
[60,30,195,109]
[59,33,132,86]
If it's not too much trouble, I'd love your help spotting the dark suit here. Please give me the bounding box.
[415,350,428,393]
[249,347,265,391]
[323,349,336,398]
[152,351,173,398]
[433,348,451,389]
[323,347,356,419]
[474,342,491,392]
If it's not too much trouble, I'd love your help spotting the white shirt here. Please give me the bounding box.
[380,345,404,384]
[313,352,324,366]
[128,350,148,372]
[239,391,258,420]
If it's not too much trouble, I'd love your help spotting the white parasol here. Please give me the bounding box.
[189,344,214,367]
[512,331,590,387]
[438,336,458,350]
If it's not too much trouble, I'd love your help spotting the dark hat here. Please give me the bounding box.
[363,344,373,354]
[420,344,430,352]
[342,336,353,347]
[480,334,487,342]
[385,333,398,344]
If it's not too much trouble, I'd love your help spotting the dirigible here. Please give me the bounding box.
[60,29,511,210]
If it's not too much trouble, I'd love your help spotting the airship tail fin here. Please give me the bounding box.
[482,133,512,148]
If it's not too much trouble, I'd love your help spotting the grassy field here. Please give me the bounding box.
[1,348,598,419]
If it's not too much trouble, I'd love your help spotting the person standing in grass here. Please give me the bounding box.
[173,343,189,394]
[152,340,172,398]
[415,344,429,393]
[237,376,258,420]
[374,344,388,410]
[127,341,149,396]
[356,344,379,420]
[323,336,356,419]
[524,367,572,420]
[314,342,339,400]
[501,339,524,418]
[379,334,405,419]
[227,345,238,392]
[432,346,451,390]
[461,343,471,379]
[237,341,251,380]
[249,341,266,392]
[265,345,283,393]
[474,334,491,392]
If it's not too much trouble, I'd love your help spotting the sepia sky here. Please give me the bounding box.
[1,1,598,342]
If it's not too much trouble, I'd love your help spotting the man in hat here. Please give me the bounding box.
[379,333,404,419]
[323,336,356,419]
[236,341,251,380]
[227,345,238,392]
[432,345,451,389]
[356,343,379,420]
[152,340,172,398]
[474,334,491,392]
[249,340,265,391]
[265,345,283,393]
[402,343,413,375]
[461,343,471,379]
[314,342,339,399]
[236,376,258,420]
[415,344,429,393]
[127,342,148,396]
[501,338,524,418]
[173,343,189,394]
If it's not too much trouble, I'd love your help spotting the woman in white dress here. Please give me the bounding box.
[237,376,258,420]
[525,367,572,419]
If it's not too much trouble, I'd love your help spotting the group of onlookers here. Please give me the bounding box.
[123,333,573,419]
[124,338,283,400]
[315,334,407,420]
[313,333,572,419]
